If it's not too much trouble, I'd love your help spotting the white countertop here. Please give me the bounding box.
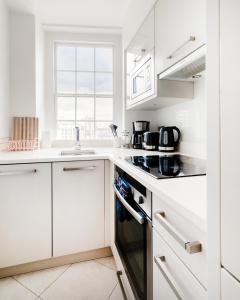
[0,147,206,231]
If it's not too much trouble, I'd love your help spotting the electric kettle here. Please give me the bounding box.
[159,126,181,152]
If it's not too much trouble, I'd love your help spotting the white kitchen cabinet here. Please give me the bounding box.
[221,268,240,299]
[53,160,105,256]
[153,229,206,300]
[126,8,155,107]
[126,8,154,75]
[220,0,240,282]
[155,0,206,75]
[153,193,207,287]
[0,163,52,268]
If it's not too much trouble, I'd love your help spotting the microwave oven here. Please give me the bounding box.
[129,51,155,106]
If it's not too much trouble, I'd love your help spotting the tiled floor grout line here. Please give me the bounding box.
[12,276,39,298]
[107,282,118,300]
[94,259,116,271]
[39,264,73,298]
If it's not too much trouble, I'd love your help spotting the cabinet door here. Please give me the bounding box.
[126,9,155,105]
[53,160,105,256]
[222,268,240,299]
[155,0,206,74]
[221,0,240,281]
[0,163,51,268]
[153,229,206,300]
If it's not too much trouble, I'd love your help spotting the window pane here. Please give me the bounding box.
[77,47,94,71]
[96,98,113,121]
[76,122,94,139]
[77,72,94,94]
[77,97,94,120]
[96,122,112,138]
[57,97,75,120]
[57,121,75,140]
[57,46,75,71]
[95,73,113,95]
[95,48,113,72]
[57,71,75,94]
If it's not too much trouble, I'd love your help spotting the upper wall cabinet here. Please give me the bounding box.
[155,0,206,75]
[126,9,155,108]
[126,9,155,75]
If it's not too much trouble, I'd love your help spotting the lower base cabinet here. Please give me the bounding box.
[153,229,206,300]
[53,160,105,256]
[221,268,240,299]
[0,163,52,268]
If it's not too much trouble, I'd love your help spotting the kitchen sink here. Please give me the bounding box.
[60,149,96,156]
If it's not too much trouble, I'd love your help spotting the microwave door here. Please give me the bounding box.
[129,52,154,105]
[133,69,145,98]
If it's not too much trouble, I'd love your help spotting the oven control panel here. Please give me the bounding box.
[133,188,152,219]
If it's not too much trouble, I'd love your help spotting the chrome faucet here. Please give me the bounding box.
[75,126,81,150]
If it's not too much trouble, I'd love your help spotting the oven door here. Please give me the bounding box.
[114,186,151,300]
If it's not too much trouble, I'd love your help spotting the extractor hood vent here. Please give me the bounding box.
[158,45,206,81]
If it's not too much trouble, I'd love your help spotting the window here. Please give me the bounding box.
[55,44,114,139]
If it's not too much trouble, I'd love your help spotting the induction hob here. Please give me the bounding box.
[125,154,206,179]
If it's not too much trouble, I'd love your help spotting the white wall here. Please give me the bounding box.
[10,12,36,117]
[155,78,206,158]
[125,110,158,133]
[0,0,10,147]
[44,30,122,140]
[35,18,45,135]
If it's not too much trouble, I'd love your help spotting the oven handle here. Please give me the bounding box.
[116,271,128,300]
[113,184,145,225]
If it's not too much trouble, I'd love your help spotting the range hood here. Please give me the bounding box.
[158,44,206,81]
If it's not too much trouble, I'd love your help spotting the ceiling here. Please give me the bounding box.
[6,0,133,28]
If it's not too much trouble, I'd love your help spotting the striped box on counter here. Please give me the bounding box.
[8,117,40,151]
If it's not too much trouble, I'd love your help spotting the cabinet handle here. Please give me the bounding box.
[0,169,37,176]
[63,166,96,172]
[116,271,128,300]
[167,36,196,59]
[154,256,183,300]
[113,184,145,225]
[155,212,201,254]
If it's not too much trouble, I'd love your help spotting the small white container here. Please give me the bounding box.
[113,137,121,148]
[121,131,131,148]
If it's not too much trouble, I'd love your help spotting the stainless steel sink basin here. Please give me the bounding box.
[60,149,96,156]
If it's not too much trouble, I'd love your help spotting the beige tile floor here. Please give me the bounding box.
[0,256,125,300]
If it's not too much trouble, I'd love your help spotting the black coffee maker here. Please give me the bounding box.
[132,121,150,149]
[159,126,181,152]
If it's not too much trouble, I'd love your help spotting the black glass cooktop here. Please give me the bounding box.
[125,154,206,179]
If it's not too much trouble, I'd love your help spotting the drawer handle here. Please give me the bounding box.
[0,169,37,176]
[167,36,196,59]
[155,212,202,254]
[63,166,96,172]
[116,271,128,300]
[154,256,183,300]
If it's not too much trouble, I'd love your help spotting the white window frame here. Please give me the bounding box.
[53,42,115,140]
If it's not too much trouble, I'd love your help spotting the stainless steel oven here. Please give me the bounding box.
[114,166,152,300]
